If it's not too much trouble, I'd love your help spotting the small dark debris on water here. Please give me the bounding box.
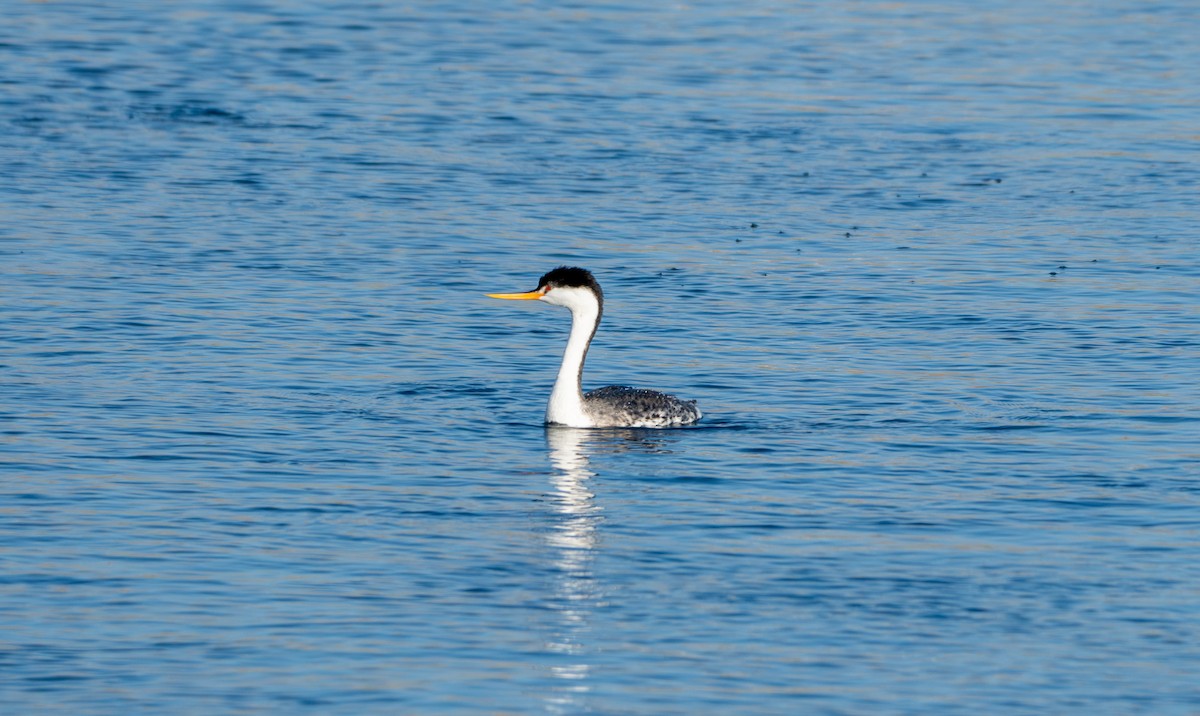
[750,222,758,228]
[1049,271,1058,276]
[1058,265,1067,269]
[735,238,741,243]
[852,226,859,230]
[845,232,851,238]
[896,246,910,250]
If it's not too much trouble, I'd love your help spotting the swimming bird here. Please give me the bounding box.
[487,267,702,428]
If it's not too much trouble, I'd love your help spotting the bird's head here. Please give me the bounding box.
[487,266,603,313]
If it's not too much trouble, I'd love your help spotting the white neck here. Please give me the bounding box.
[544,288,601,427]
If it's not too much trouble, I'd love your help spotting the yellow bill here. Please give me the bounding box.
[486,289,545,300]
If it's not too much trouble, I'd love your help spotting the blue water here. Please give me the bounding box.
[3,0,1199,713]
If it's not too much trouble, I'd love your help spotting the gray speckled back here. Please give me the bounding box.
[583,385,702,428]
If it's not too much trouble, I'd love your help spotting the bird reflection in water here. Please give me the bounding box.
[541,427,681,714]
[543,426,600,714]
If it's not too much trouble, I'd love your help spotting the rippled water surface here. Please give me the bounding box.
[3,0,1199,713]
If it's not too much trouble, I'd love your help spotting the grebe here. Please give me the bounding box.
[487,267,702,428]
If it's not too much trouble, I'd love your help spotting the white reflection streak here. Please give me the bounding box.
[544,427,600,714]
